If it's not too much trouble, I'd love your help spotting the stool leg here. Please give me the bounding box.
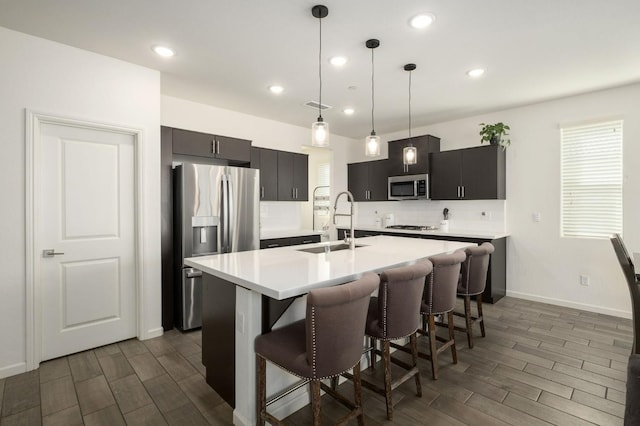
[353,361,364,426]
[447,311,457,364]
[256,355,266,426]
[410,332,422,397]
[428,314,438,380]
[383,340,393,420]
[464,295,474,348]
[477,295,486,337]
[311,380,321,426]
[369,336,377,370]
[330,376,338,391]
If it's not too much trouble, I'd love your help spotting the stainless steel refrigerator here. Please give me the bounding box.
[173,163,259,330]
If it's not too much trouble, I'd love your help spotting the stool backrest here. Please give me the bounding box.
[377,260,433,339]
[611,234,640,355]
[306,272,380,378]
[459,242,495,296]
[423,250,466,314]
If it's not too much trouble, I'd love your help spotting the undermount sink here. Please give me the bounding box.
[297,243,366,254]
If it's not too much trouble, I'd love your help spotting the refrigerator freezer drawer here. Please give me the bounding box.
[179,268,202,330]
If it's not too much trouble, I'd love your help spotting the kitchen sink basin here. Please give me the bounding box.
[297,243,366,254]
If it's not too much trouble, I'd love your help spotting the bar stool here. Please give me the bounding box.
[419,250,466,379]
[255,272,380,426]
[362,261,433,420]
[454,242,495,348]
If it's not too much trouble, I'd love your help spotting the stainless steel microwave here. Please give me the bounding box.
[388,174,429,200]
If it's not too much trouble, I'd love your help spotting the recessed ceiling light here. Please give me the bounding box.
[152,45,175,58]
[330,56,347,66]
[409,13,435,29]
[467,68,485,78]
[269,85,284,94]
[343,108,355,115]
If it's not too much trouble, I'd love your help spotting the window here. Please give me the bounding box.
[561,120,623,238]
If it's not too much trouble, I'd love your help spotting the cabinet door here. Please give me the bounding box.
[347,162,370,201]
[250,147,261,169]
[368,160,390,201]
[277,151,294,201]
[430,150,462,200]
[292,153,309,201]
[260,149,279,201]
[461,145,504,199]
[172,128,215,157]
[387,135,440,175]
[214,135,251,162]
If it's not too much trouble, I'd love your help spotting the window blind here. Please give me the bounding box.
[561,120,623,238]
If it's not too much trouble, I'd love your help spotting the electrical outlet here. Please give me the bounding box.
[580,275,590,287]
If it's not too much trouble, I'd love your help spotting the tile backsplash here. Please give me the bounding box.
[260,202,302,231]
[336,199,506,233]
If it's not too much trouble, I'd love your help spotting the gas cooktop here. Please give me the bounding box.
[385,225,439,231]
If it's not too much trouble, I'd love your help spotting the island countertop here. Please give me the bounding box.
[185,235,475,300]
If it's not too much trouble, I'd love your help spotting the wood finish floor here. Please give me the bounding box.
[0,296,631,425]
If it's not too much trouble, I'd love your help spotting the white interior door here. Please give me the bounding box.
[38,122,137,361]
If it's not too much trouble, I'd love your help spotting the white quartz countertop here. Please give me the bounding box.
[347,226,509,240]
[185,235,475,300]
[260,229,324,240]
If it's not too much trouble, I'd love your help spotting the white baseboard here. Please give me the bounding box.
[0,362,27,379]
[140,327,164,340]
[233,410,251,426]
[506,291,632,319]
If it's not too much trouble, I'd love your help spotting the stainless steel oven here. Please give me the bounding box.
[388,174,429,200]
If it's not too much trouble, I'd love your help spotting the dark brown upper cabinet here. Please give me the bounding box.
[276,151,309,201]
[430,145,505,200]
[387,134,440,176]
[347,159,390,201]
[172,128,251,163]
[250,147,278,201]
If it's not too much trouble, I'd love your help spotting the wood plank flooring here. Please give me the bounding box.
[0,296,631,425]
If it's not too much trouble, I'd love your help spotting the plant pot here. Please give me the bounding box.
[490,134,501,145]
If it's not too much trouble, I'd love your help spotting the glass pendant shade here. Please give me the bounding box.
[403,146,417,165]
[311,119,329,147]
[365,133,381,157]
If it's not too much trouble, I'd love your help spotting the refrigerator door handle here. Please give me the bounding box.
[220,174,228,253]
[226,175,234,253]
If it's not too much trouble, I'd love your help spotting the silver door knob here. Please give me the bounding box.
[42,249,64,258]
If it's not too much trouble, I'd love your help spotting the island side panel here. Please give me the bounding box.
[202,273,236,407]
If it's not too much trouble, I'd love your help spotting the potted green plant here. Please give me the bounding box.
[479,122,511,149]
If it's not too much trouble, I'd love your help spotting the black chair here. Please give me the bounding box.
[610,233,640,425]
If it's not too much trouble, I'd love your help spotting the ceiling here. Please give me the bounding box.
[1,1,639,139]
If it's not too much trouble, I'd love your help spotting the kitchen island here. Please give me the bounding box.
[185,235,475,425]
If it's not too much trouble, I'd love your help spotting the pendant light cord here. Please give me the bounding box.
[408,70,412,138]
[318,14,322,120]
[371,47,375,134]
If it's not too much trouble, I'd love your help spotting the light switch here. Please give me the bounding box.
[532,212,541,223]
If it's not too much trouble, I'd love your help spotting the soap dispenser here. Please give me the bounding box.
[440,208,450,231]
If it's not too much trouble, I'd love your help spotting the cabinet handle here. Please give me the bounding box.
[302,240,313,244]
[267,244,279,248]
[295,188,298,199]
[462,186,465,198]
[292,188,295,199]
[261,186,265,199]
[211,140,215,154]
[457,186,460,198]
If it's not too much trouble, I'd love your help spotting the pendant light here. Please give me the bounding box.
[311,5,329,147]
[365,39,381,157]
[403,63,417,169]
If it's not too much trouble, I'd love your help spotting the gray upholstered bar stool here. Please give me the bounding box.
[255,273,380,426]
[454,242,495,349]
[419,250,466,379]
[362,261,433,420]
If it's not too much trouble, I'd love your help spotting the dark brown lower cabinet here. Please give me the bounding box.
[260,235,321,249]
[340,229,506,303]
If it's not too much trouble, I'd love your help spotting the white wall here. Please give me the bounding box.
[347,83,640,318]
[0,27,162,378]
[162,95,354,238]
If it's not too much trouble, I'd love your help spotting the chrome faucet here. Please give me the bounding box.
[333,190,355,250]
